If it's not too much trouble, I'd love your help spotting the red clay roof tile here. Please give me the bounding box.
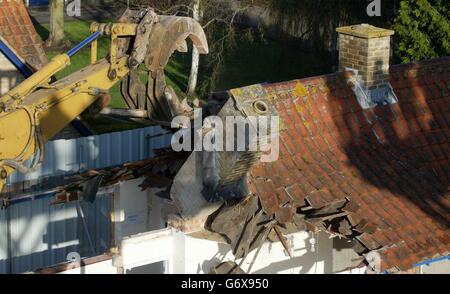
[0,0,47,69]
[249,56,450,272]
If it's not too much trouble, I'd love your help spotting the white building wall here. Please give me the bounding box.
[94,229,333,274]
[112,178,334,274]
[336,267,367,274]
[180,231,333,274]
[420,259,450,274]
[54,241,450,274]
[113,178,166,246]
[56,230,335,274]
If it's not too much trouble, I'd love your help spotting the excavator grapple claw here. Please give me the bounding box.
[119,8,209,123]
[0,7,208,193]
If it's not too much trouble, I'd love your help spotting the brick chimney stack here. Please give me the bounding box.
[336,24,397,108]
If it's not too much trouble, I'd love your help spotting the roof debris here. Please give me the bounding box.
[2,151,187,207]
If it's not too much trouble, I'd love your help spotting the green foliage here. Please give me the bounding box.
[394,0,450,63]
[201,27,332,93]
[263,0,395,50]
[264,0,449,63]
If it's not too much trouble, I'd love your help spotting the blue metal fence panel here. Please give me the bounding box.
[1,125,172,273]
[0,191,112,274]
[0,209,7,274]
[6,125,172,184]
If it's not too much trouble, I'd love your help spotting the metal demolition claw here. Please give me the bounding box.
[116,8,209,122]
[0,7,209,195]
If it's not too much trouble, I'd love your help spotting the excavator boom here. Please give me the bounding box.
[0,8,208,198]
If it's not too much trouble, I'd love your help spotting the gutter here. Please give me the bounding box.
[6,191,57,206]
[383,255,450,274]
[4,185,116,206]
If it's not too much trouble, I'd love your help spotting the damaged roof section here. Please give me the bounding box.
[245,56,450,272]
[2,125,179,205]
[5,125,172,185]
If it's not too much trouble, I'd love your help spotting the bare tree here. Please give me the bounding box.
[126,0,251,96]
[187,0,202,95]
[46,0,65,47]
[197,0,251,94]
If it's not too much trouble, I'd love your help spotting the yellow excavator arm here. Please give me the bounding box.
[0,8,208,194]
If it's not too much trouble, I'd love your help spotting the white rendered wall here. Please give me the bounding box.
[420,259,450,274]
[179,231,333,274]
[113,178,166,245]
[113,178,334,274]
[115,229,334,274]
